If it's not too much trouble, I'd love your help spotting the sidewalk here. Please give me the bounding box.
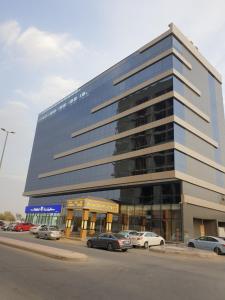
[0,236,88,262]
[149,244,217,258]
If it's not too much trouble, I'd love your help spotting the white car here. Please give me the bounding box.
[36,226,62,240]
[30,224,47,234]
[187,236,225,255]
[132,231,165,248]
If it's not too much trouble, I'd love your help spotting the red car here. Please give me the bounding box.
[14,223,35,232]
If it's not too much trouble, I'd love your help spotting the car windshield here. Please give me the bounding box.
[49,226,59,231]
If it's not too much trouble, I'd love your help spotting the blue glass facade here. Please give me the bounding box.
[24,25,225,241]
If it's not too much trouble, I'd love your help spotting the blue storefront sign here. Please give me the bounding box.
[25,205,62,214]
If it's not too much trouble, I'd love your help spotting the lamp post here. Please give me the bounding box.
[0,128,15,170]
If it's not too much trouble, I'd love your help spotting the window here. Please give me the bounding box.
[206,237,217,242]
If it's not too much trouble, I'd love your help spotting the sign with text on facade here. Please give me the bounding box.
[25,205,62,214]
[67,198,119,214]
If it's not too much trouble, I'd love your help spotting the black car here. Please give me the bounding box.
[87,233,132,252]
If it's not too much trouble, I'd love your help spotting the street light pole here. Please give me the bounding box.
[0,128,15,170]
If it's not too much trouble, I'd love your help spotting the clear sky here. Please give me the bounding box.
[0,0,225,215]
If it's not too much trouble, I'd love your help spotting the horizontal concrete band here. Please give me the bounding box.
[139,23,222,83]
[173,91,209,122]
[41,141,225,179]
[57,115,175,158]
[57,114,217,160]
[24,169,225,198]
[71,92,175,139]
[113,48,192,86]
[174,115,218,148]
[175,171,225,196]
[175,143,225,173]
[139,28,172,54]
[24,171,176,197]
[40,142,175,178]
[70,90,209,140]
[183,194,225,213]
[91,68,201,113]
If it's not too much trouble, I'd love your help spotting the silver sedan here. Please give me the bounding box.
[187,236,225,255]
[36,226,62,240]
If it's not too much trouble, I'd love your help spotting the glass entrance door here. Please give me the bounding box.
[73,210,82,233]
[95,213,106,234]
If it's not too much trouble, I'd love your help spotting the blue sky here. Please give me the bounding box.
[0,0,225,214]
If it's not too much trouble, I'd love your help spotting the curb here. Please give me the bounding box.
[149,245,217,258]
[0,237,88,262]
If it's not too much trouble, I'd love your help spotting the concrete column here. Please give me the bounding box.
[140,216,146,232]
[106,213,113,232]
[164,209,171,241]
[80,209,89,240]
[65,209,74,238]
[89,212,97,236]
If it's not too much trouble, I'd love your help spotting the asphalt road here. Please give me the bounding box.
[0,231,225,300]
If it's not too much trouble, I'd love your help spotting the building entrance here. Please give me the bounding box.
[72,212,107,235]
[94,213,106,233]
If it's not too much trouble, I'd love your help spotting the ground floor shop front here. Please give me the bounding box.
[25,181,225,241]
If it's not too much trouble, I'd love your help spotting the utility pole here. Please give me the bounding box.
[0,128,15,170]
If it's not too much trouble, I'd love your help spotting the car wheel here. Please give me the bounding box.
[44,235,48,240]
[56,238,60,240]
[19,229,23,232]
[160,240,165,246]
[144,242,148,249]
[87,240,93,248]
[188,242,195,248]
[107,243,114,251]
[121,249,128,252]
[214,247,222,255]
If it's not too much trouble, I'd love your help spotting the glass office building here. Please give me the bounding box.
[24,23,225,241]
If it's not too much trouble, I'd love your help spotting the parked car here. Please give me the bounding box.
[187,236,225,255]
[2,222,18,231]
[87,233,132,252]
[0,221,5,228]
[14,223,35,232]
[30,224,47,234]
[132,231,165,248]
[2,223,10,231]
[9,223,21,231]
[36,226,62,240]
